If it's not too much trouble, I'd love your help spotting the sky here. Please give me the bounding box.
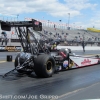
[0,0,100,29]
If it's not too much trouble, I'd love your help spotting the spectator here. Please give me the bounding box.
[1,31,8,45]
[1,38,4,45]
[81,41,85,52]
[51,42,57,50]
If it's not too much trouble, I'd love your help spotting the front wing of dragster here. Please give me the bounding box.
[69,55,100,68]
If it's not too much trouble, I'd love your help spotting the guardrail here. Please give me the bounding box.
[57,46,100,50]
[0,45,99,52]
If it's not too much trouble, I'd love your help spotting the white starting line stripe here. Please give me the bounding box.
[0,61,7,63]
[0,60,15,63]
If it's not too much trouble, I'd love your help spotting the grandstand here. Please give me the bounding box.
[0,19,100,46]
[40,26,100,42]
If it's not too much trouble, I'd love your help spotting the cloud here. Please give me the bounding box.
[0,0,99,29]
[64,0,97,10]
[0,0,97,18]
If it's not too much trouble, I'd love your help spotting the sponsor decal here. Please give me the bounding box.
[63,60,68,68]
[5,46,16,51]
[81,59,91,65]
[0,47,5,50]
[34,21,39,25]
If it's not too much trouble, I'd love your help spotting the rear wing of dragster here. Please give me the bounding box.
[0,19,42,31]
[0,19,44,53]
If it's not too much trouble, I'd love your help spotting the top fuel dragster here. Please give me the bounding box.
[0,19,100,78]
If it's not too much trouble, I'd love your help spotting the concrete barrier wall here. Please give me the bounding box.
[57,46,100,50]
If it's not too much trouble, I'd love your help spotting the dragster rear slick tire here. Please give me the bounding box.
[34,54,56,78]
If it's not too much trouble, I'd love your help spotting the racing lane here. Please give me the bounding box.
[0,50,100,61]
[0,52,17,61]
[0,50,100,100]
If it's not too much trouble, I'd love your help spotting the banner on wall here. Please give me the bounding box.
[0,46,21,52]
[87,28,100,33]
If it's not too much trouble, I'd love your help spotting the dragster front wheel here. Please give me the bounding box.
[34,54,56,78]
[14,53,33,74]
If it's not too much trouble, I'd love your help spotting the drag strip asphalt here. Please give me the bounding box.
[0,50,100,63]
[0,50,100,100]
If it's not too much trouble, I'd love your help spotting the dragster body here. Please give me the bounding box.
[50,49,100,71]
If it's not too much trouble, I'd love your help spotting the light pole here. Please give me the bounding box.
[59,20,62,29]
[17,14,19,21]
[48,20,49,27]
[42,16,45,26]
[73,23,75,30]
[68,13,70,30]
